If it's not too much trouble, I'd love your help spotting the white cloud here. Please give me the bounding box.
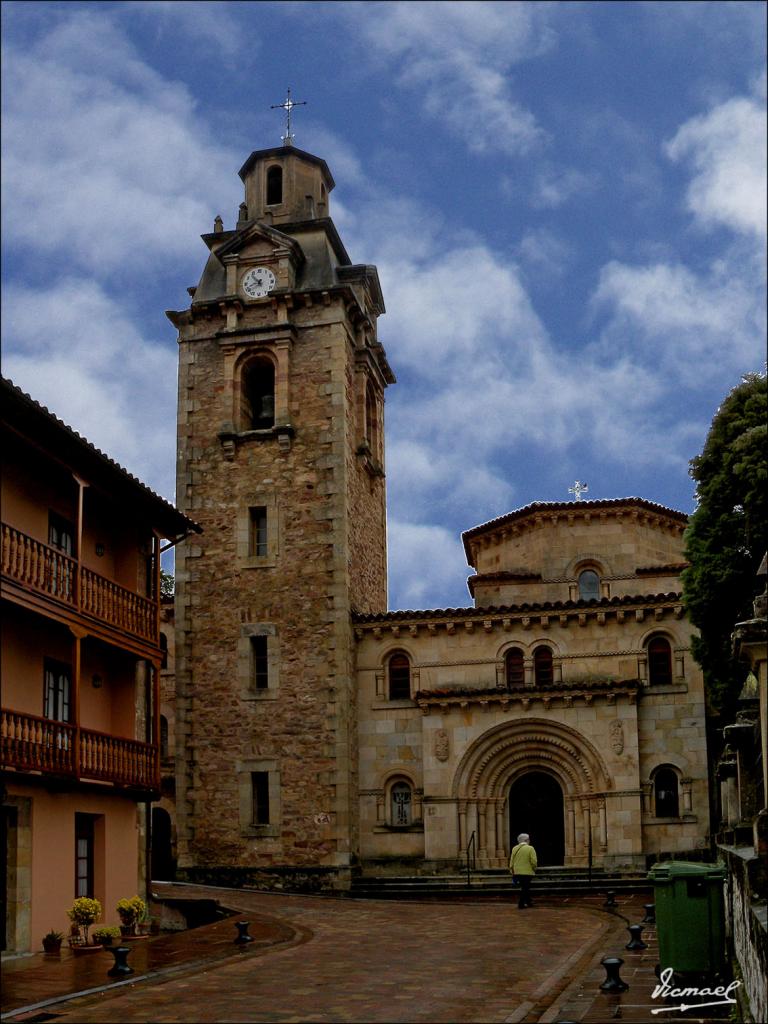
[387,519,469,610]
[591,90,766,396]
[125,2,245,58]
[665,95,767,239]
[345,1,554,155]
[531,166,594,209]
[1,279,177,501]
[1,11,239,276]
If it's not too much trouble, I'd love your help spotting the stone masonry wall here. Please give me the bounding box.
[175,294,385,880]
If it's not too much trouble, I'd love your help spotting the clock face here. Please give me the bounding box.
[241,266,276,299]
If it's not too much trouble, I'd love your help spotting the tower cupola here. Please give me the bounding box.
[238,146,334,226]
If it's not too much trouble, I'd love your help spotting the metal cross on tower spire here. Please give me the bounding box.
[270,87,307,146]
[568,480,589,501]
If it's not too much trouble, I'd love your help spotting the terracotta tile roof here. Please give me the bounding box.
[1,377,201,538]
[414,678,640,700]
[352,590,683,624]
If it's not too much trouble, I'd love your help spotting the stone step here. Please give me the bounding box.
[351,868,650,898]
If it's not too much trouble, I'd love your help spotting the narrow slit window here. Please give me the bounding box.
[249,507,268,557]
[251,636,269,690]
[160,715,169,759]
[251,771,270,824]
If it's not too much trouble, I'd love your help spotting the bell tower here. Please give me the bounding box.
[168,140,393,888]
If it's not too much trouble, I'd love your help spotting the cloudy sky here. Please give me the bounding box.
[2,1,766,610]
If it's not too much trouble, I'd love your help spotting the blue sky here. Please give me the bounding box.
[2,1,766,610]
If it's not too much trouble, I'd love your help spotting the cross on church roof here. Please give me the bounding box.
[270,87,307,146]
[568,480,589,501]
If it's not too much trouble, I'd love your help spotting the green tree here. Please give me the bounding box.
[160,569,175,599]
[682,372,767,717]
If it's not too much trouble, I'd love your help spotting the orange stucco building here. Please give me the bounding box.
[1,378,198,953]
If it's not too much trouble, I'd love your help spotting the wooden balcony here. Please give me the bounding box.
[1,708,159,792]
[1,523,157,645]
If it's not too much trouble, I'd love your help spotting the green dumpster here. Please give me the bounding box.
[648,861,726,974]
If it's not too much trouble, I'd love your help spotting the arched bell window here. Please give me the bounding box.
[654,766,680,817]
[505,648,525,688]
[388,652,411,700]
[241,358,275,430]
[390,781,413,826]
[266,165,283,206]
[648,636,673,685]
[533,646,553,686]
[578,569,601,601]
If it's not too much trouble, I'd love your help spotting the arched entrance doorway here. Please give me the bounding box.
[151,808,175,881]
[509,771,565,866]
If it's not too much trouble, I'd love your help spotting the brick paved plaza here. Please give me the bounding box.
[3,884,731,1023]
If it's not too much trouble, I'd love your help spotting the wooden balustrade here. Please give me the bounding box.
[1,709,75,774]
[1,709,158,790]
[1,523,76,606]
[2,523,156,642]
[80,727,157,788]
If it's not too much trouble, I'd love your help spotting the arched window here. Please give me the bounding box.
[533,646,553,686]
[390,781,413,826]
[266,165,283,206]
[388,653,411,700]
[160,715,169,759]
[505,648,525,688]
[578,569,601,601]
[654,767,679,817]
[648,636,673,685]
[241,359,275,430]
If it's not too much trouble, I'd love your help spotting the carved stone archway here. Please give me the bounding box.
[452,718,612,867]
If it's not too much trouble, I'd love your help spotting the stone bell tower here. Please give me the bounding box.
[168,141,393,888]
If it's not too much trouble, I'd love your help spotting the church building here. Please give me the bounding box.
[166,136,710,889]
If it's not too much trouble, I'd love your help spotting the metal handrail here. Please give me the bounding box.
[466,830,476,888]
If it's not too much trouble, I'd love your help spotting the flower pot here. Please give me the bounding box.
[70,942,104,955]
[120,924,136,938]
[42,939,62,954]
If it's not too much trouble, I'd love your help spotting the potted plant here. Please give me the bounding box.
[116,894,146,937]
[42,929,64,954]
[92,925,121,946]
[66,897,102,948]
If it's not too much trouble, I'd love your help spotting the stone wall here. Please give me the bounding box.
[721,844,768,1023]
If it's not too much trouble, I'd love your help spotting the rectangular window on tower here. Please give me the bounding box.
[249,507,268,557]
[251,771,270,825]
[250,636,269,690]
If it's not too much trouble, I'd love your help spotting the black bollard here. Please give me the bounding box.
[107,945,134,977]
[626,923,648,950]
[643,903,656,924]
[599,957,628,992]
[234,920,254,944]
[604,890,618,907]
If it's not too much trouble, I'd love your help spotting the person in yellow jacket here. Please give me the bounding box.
[509,832,537,908]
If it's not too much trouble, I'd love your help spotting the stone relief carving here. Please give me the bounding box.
[609,718,624,754]
[434,728,450,762]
